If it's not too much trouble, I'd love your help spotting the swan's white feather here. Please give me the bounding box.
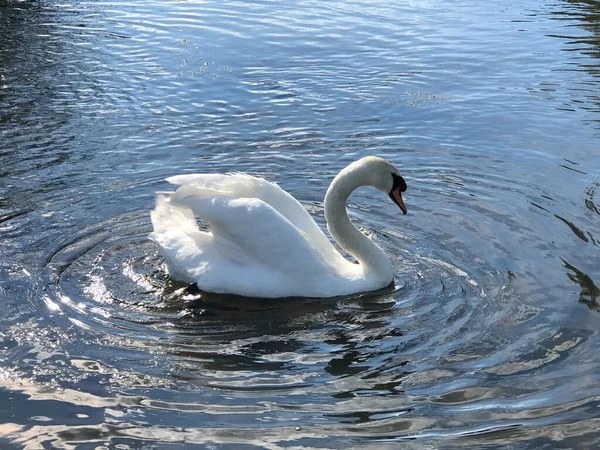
[165,173,347,267]
[150,175,358,298]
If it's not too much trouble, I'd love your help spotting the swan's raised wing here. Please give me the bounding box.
[165,173,344,266]
[169,185,335,276]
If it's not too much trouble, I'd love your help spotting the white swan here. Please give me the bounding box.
[150,156,408,298]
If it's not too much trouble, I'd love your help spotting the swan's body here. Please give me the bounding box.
[150,156,408,298]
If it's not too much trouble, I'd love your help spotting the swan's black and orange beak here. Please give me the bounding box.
[389,173,408,215]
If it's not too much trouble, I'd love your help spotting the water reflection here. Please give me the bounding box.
[585,175,600,220]
[564,259,600,312]
[1,2,76,166]
[563,0,600,45]
[549,0,600,126]
[544,0,600,313]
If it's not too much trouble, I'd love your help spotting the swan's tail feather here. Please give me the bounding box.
[170,185,225,205]
[150,193,209,282]
[166,173,273,199]
[166,173,255,188]
[150,192,198,236]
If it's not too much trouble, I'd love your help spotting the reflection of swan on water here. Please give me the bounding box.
[150,156,408,298]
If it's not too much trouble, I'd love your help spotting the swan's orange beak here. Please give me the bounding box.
[389,188,407,215]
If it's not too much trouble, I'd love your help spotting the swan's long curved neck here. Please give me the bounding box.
[324,167,393,279]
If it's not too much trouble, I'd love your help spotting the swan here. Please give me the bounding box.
[150,156,408,298]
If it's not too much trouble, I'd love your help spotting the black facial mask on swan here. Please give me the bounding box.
[389,173,408,215]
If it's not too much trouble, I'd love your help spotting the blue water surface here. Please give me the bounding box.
[1,0,600,448]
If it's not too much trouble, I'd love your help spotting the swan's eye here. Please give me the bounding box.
[391,173,407,193]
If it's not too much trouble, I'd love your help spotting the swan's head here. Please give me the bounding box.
[325,156,408,214]
[358,156,408,215]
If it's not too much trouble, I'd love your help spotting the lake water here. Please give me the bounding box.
[1,0,600,448]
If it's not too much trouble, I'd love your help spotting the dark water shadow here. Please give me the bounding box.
[563,258,600,311]
[175,280,401,319]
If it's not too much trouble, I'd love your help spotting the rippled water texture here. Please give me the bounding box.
[1,0,600,448]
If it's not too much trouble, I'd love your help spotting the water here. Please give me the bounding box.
[1,0,600,447]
